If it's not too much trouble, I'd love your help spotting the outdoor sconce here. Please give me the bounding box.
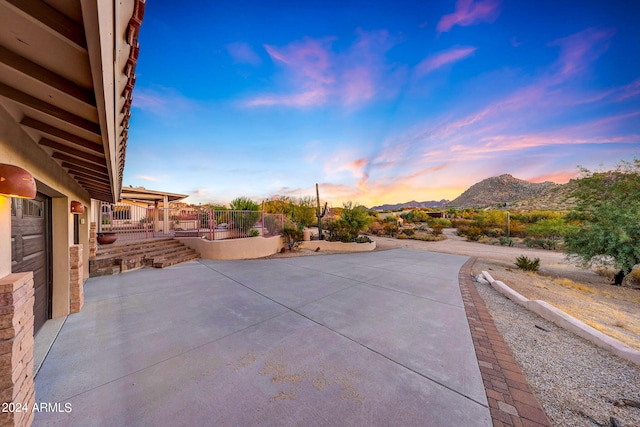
[70,201,85,214]
[0,163,36,199]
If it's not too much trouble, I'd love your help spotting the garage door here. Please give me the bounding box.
[11,193,51,334]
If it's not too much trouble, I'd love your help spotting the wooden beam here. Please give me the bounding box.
[74,178,111,189]
[5,0,87,50]
[67,169,107,182]
[64,164,109,179]
[0,46,95,106]
[39,138,104,165]
[0,82,100,135]
[75,180,112,192]
[21,117,103,153]
[52,153,109,174]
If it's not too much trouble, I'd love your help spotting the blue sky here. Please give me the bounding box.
[125,0,640,207]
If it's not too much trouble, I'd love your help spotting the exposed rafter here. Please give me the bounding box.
[0,46,95,106]
[21,117,103,153]
[39,137,105,164]
[5,0,87,50]
[0,82,100,135]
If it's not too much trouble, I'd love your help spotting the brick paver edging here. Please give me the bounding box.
[458,257,552,427]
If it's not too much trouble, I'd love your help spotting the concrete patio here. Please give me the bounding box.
[34,249,491,426]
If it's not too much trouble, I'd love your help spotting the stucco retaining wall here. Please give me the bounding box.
[177,236,284,260]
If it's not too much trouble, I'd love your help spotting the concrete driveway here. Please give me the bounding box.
[35,249,491,426]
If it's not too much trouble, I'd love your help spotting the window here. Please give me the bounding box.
[113,205,131,220]
[22,199,42,217]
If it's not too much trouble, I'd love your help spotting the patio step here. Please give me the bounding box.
[89,238,199,277]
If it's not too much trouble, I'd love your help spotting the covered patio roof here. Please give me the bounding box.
[120,186,188,204]
[0,0,145,203]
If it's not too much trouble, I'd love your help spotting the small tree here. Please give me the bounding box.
[327,202,372,242]
[564,158,640,285]
[526,218,572,250]
[229,196,260,235]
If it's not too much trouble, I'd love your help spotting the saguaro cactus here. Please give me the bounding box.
[315,183,328,240]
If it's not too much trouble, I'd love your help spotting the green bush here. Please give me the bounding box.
[465,226,483,241]
[282,225,303,250]
[327,219,353,243]
[515,255,540,272]
[498,237,514,246]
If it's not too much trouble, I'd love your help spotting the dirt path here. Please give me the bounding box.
[371,229,640,351]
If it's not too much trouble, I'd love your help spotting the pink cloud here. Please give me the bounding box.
[226,42,261,65]
[264,38,334,85]
[437,0,501,33]
[549,27,615,81]
[415,46,477,76]
[244,88,329,107]
[617,78,640,101]
[245,30,398,109]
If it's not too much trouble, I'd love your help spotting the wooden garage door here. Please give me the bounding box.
[11,193,51,334]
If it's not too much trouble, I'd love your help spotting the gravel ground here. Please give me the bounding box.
[474,277,640,427]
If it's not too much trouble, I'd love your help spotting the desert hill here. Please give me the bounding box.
[446,174,561,208]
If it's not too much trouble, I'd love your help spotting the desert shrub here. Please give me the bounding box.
[508,218,526,238]
[383,223,399,237]
[249,229,260,237]
[429,218,452,228]
[401,228,415,236]
[465,226,484,241]
[327,219,353,243]
[498,237,514,246]
[396,234,407,239]
[431,224,444,236]
[450,218,471,229]
[354,235,372,243]
[282,225,303,250]
[484,227,505,238]
[367,221,384,236]
[515,255,540,272]
[400,209,430,223]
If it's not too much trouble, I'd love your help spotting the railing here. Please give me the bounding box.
[98,202,283,241]
[173,209,284,241]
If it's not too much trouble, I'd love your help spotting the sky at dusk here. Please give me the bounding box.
[125,0,640,207]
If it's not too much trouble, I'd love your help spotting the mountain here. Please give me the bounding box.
[371,199,449,211]
[446,174,560,208]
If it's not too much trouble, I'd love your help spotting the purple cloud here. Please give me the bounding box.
[415,46,477,76]
[437,0,502,33]
[549,27,615,81]
[244,30,399,109]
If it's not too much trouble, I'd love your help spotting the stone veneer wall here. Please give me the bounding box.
[69,245,84,314]
[89,223,97,259]
[0,273,35,427]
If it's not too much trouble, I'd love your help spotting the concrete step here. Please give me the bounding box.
[90,238,199,277]
[152,251,199,268]
[95,238,177,258]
